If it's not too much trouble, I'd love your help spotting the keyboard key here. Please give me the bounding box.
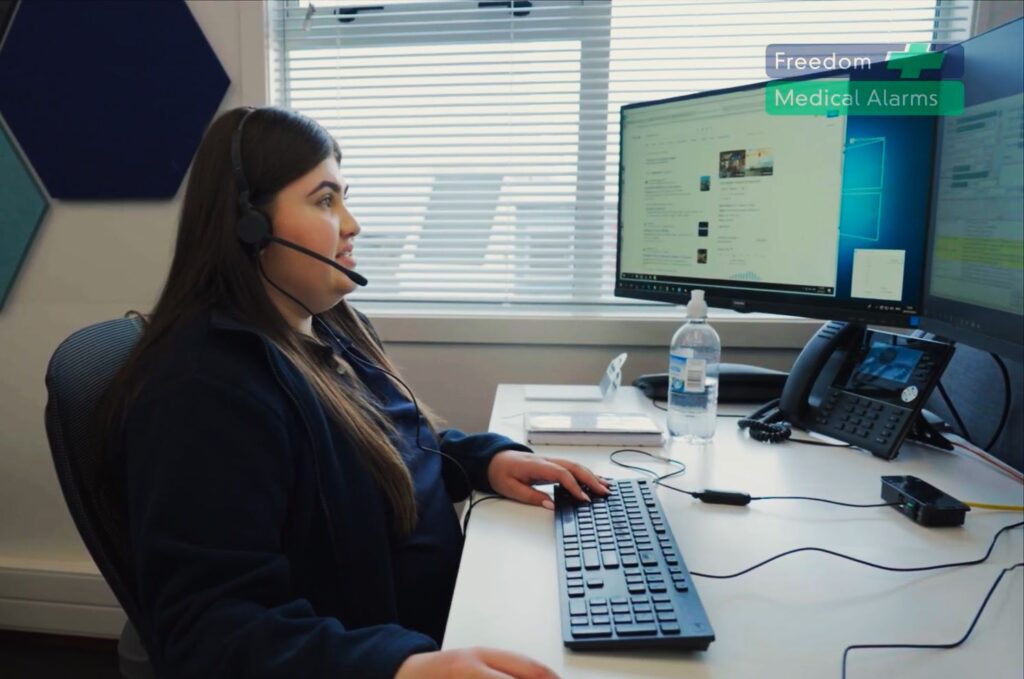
[611,604,630,614]
[657,612,677,622]
[592,614,610,625]
[561,513,577,537]
[583,549,600,570]
[648,583,667,593]
[660,623,681,635]
[615,623,658,636]
[652,595,670,603]
[571,615,589,625]
[634,604,652,613]
[610,597,628,605]
[587,578,604,589]
[568,587,585,598]
[621,555,639,567]
[639,551,658,566]
[565,558,581,571]
[569,601,587,616]
[614,614,633,624]
[571,625,612,639]
[601,551,619,568]
[635,613,655,623]
[627,584,646,594]
[654,603,674,612]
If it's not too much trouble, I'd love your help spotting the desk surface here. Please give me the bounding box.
[443,385,1024,679]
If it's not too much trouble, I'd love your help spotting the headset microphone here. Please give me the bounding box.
[266,234,368,287]
[232,108,368,288]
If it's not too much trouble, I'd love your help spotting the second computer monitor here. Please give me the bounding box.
[921,18,1024,361]
[616,72,935,327]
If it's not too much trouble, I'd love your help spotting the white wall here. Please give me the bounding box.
[0,0,264,636]
[0,1,811,637]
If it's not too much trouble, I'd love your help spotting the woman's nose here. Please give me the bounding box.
[340,207,361,237]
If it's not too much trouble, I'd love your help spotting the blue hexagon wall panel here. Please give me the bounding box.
[0,120,48,310]
[0,0,229,199]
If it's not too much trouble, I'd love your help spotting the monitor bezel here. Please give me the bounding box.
[613,67,936,328]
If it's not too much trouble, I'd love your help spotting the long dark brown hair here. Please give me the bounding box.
[95,106,436,536]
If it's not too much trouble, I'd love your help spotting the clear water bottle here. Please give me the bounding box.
[668,290,721,442]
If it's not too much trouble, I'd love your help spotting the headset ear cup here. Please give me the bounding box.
[237,210,271,254]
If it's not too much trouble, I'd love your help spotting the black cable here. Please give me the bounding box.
[462,494,506,533]
[315,317,475,500]
[986,353,1012,451]
[937,380,972,443]
[689,521,1023,579]
[609,451,892,508]
[749,495,900,508]
[647,395,748,416]
[840,562,1024,679]
[609,449,690,488]
[257,263,482,529]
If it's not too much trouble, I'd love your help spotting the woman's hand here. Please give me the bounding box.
[395,647,559,679]
[487,451,610,509]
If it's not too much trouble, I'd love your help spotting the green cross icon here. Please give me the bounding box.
[886,42,944,78]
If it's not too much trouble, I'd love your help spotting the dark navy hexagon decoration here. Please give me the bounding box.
[0,0,229,199]
[0,119,48,310]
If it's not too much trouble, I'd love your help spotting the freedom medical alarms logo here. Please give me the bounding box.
[764,43,964,116]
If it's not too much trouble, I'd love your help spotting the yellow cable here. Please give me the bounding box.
[965,502,1024,511]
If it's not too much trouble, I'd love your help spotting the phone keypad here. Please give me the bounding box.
[812,389,911,457]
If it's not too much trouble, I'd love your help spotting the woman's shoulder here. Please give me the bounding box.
[133,309,290,414]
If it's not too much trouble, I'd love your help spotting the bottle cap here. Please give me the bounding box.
[687,289,708,319]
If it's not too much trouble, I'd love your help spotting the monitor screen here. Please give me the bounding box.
[615,70,936,327]
[920,18,1024,361]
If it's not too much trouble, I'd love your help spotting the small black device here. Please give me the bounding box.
[230,108,368,287]
[880,475,970,527]
[554,478,714,651]
[633,363,788,403]
[776,322,954,459]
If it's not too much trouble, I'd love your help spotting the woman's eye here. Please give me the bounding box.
[318,194,333,208]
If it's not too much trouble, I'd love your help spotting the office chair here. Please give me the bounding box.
[43,314,156,679]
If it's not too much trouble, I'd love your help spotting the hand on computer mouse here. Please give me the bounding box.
[395,647,560,679]
[487,451,611,509]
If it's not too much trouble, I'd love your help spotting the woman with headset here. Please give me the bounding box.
[93,106,609,678]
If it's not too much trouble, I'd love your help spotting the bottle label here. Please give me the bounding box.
[684,358,706,393]
[670,350,705,396]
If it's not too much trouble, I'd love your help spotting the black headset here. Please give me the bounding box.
[231,108,273,255]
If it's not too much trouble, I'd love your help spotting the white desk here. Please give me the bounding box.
[444,385,1024,679]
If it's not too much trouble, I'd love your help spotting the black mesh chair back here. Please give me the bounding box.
[43,315,155,669]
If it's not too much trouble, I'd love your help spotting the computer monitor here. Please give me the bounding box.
[615,68,936,327]
[920,18,1024,362]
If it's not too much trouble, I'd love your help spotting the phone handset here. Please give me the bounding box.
[779,321,863,423]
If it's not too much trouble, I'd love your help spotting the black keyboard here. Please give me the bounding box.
[555,478,715,651]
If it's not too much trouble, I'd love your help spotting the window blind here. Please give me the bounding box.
[268,0,972,307]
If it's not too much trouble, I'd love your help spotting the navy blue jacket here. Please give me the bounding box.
[115,309,531,678]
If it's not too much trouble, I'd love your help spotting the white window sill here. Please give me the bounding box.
[355,302,824,348]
